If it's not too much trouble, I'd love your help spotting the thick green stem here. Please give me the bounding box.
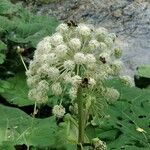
[77,87,84,150]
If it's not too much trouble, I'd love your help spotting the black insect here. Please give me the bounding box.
[81,77,89,88]
[99,57,107,64]
[67,20,78,27]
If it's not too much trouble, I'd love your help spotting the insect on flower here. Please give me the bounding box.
[99,56,107,64]
[66,20,78,27]
[81,77,89,88]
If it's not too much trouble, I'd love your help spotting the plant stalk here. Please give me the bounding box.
[77,87,84,150]
[19,54,28,71]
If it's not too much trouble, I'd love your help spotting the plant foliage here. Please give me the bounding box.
[1,73,33,106]
[0,104,58,149]
[0,0,58,78]
[86,79,150,149]
[0,40,7,64]
[136,65,150,78]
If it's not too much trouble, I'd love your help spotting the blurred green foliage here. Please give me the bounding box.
[0,0,59,78]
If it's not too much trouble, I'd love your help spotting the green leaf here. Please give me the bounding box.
[0,40,7,64]
[0,104,58,148]
[0,79,10,93]
[136,65,150,78]
[0,141,15,150]
[0,0,21,15]
[0,40,7,51]
[0,53,5,64]
[90,79,150,149]
[1,73,33,106]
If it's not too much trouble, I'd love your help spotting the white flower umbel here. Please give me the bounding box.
[103,37,114,47]
[110,60,123,75]
[26,22,124,108]
[99,52,111,64]
[63,73,72,84]
[113,48,122,59]
[55,44,68,58]
[37,64,49,78]
[95,27,108,41]
[52,105,65,118]
[104,88,120,104]
[120,75,134,87]
[50,33,63,46]
[92,138,107,150]
[74,52,86,64]
[71,75,82,87]
[46,53,58,65]
[48,67,60,80]
[76,23,91,37]
[28,88,48,104]
[51,82,62,95]
[85,54,96,64]
[89,39,100,50]
[56,23,69,33]
[69,38,81,50]
[100,42,108,52]
[27,75,40,88]
[36,37,52,53]
[63,60,75,70]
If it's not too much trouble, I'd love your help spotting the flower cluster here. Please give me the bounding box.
[26,22,129,113]
[52,105,65,118]
[104,87,120,104]
[91,138,107,150]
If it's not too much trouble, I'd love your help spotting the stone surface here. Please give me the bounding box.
[35,0,150,76]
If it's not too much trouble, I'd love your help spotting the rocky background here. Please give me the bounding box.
[33,0,150,76]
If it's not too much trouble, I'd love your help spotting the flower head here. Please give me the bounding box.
[85,54,96,64]
[63,60,75,70]
[113,48,122,59]
[74,52,86,64]
[50,33,63,46]
[89,39,100,50]
[55,44,68,58]
[76,24,91,37]
[56,23,69,33]
[69,38,81,50]
[104,88,120,104]
[95,27,108,41]
[120,75,134,87]
[48,67,60,80]
[26,22,123,107]
[52,105,65,118]
[91,138,107,150]
[51,82,62,95]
